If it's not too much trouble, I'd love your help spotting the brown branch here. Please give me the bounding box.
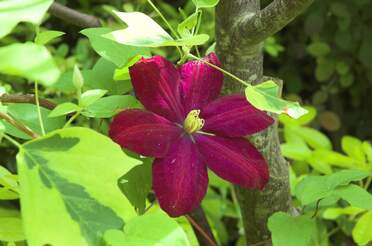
[186,207,217,246]
[48,2,101,28]
[0,94,56,110]
[0,112,39,139]
[237,0,314,44]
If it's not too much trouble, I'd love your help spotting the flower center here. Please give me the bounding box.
[183,110,204,134]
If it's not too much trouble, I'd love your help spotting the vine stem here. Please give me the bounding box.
[188,54,250,87]
[34,81,46,136]
[185,214,217,246]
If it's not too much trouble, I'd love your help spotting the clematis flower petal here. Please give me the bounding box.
[109,109,183,158]
[201,95,274,137]
[195,134,269,190]
[129,56,184,122]
[179,53,223,112]
[153,137,208,217]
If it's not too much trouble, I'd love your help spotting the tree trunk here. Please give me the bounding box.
[215,0,313,244]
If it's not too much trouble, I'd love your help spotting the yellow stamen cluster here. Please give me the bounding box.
[183,110,204,134]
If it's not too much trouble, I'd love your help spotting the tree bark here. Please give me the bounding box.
[215,0,312,244]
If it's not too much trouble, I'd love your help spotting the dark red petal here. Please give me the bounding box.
[195,134,269,190]
[153,137,208,217]
[179,52,223,113]
[129,56,184,122]
[109,109,183,158]
[201,95,274,137]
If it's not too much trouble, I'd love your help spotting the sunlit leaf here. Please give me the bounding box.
[104,211,190,246]
[0,43,60,86]
[333,184,372,210]
[0,217,25,242]
[245,81,308,119]
[17,128,141,245]
[48,103,81,118]
[35,30,65,45]
[0,0,53,38]
[118,160,152,214]
[79,89,107,108]
[342,136,366,162]
[295,170,371,205]
[352,211,372,246]
[103,11,209,47]
[323,207,365,220]
[81,27,150,67]
[268,212,316,246]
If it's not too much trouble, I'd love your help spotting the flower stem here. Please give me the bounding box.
[63,111,81,128]
[34,81,46,136]
[188,54,250,87]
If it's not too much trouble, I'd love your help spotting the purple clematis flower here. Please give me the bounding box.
[109,53,274,217]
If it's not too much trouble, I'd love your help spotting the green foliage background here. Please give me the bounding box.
[0,0,371,246]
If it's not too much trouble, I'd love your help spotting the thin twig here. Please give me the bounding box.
[0,94,56,110]
[0,112,39,139]
[48,2,101,28]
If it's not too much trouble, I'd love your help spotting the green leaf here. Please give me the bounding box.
[292,126,332,150]
[79,89,107,108]
[312,149,364,169]
[48,103,81,118]
[0,217,25,242]
[342,136,366,162]
[268,212,316,246]
[333,184,372,210]
[85,58,133,95]
[177,12,198,38]
[82,95,141,119]
[0,43,60,86]
[103,11,209,47]
[362,141,372,163]
[104,211,190,246]
[118,160,152,214]
[0,0,53,38]
[281,143,311,161]
[35,30,65,45]
[17,127,141,245]
[352,211,372,246]
[81,27,150,67]
[307,42,331,57]
[192,0,220,8]
[2,103,65,140]
[0,166,19,200]
[307,154,333,175]
[279,106,317,126]
[245,81,308,119]
[323,207,365,220]
[295,170,371,205]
